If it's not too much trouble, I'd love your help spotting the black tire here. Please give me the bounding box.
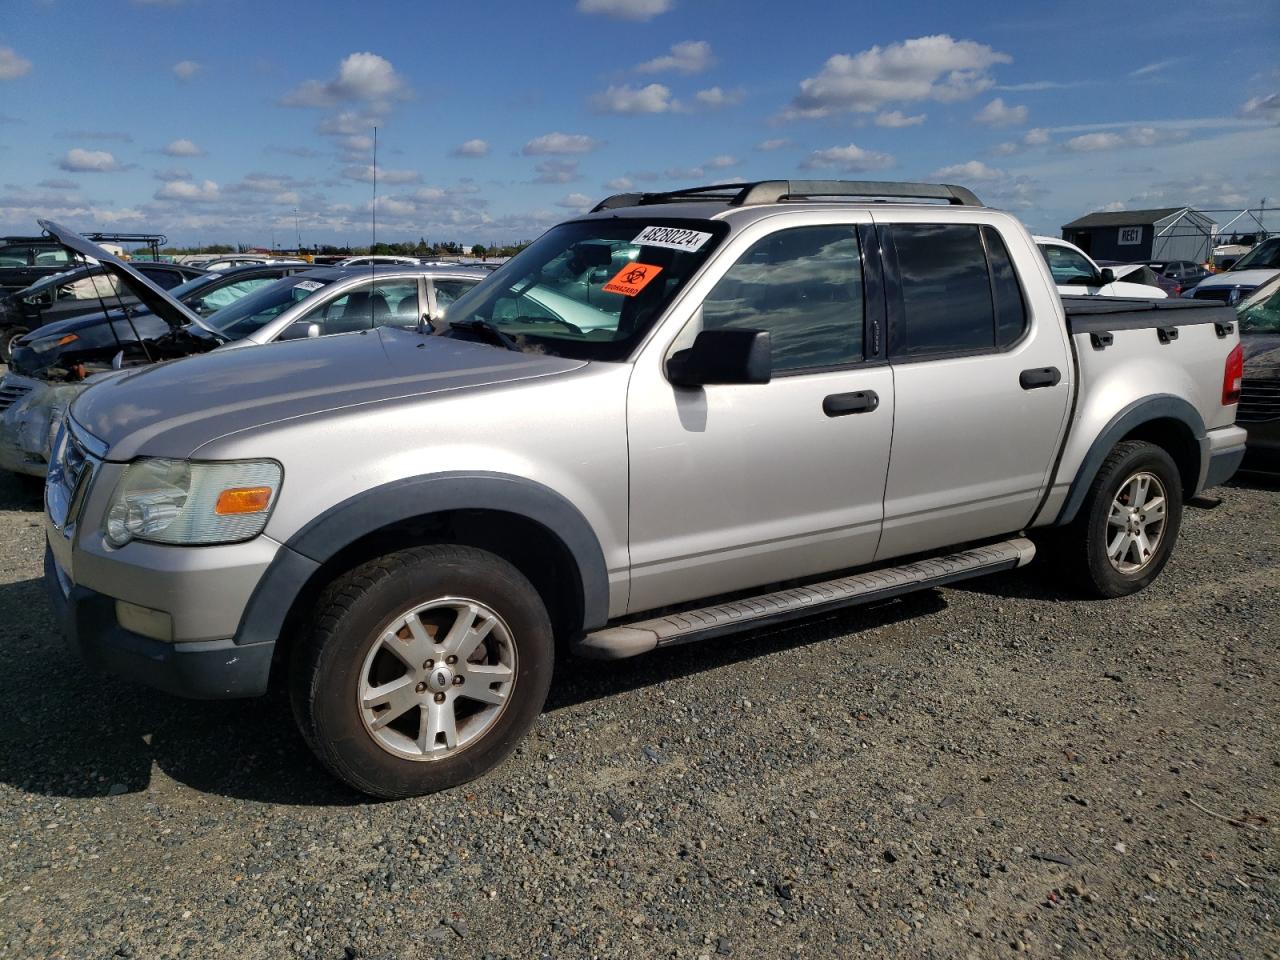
[2,327,29,364]
[290,544,554,799]
[1064,440,1183,598]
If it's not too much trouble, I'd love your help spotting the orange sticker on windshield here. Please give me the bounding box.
[603,262,663,297]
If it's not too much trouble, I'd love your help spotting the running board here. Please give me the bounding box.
[574,537,1036,660]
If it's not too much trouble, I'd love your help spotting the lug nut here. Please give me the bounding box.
[445,655,457,665]
[415,681,428,693]
[453,675,464,685]
[434,692,446,704]
[423,659,434,669]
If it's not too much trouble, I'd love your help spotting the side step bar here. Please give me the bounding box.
[574,537,1036,660]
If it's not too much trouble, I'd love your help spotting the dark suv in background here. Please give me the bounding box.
[0,236,76,294]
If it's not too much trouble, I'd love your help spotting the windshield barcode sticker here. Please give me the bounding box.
[293,280,323,292]
[633,226,712,253]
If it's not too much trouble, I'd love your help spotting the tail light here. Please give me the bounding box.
[1222,342,1243,405]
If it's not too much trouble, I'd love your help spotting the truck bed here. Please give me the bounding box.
[1062,295,1235,334]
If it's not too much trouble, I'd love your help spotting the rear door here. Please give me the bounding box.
[875,216,1072,560]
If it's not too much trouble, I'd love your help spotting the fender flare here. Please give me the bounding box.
[234,471,611,646]
[1053,394,1206,526]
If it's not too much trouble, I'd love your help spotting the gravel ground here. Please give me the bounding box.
[0,467,1275,960]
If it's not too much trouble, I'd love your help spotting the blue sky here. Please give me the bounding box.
[1,0,1277,247]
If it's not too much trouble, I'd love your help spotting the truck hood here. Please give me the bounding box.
[70,326,587,461]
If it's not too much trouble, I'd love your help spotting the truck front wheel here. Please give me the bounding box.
[290,544,555,799]
[1067,440,1184,598]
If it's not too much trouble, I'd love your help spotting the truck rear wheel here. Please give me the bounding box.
[1067,440,1183,598]
[290,544,554,799]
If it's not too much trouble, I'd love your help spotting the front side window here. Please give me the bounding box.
[204,276,336,339]
[1038,243,1098,285]
[0,244,32,267]
[893,224,998,357]
[699,225,864,372]
[33,247,71,267]
[301,278,421,334]
[438,218,727,360]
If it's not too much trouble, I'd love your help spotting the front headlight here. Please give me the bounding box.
[30,333,79,354]
[105,458,282,547]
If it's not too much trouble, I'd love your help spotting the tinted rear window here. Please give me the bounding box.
[892,224,995,356]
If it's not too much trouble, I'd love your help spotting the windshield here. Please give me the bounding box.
[203,275,336,338]
[1237,276,1280,333]
[438,218,726,360]
[1230,237,1280,272]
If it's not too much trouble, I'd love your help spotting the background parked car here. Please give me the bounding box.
[1133,259,1211,296]
[0,261,206,361]
[336,255,422,267]
[203,254,308,270]
[0,235,79,294]
[1234,274,1280,472]
[1185,236,1280,305]
[1035,237,1167,298]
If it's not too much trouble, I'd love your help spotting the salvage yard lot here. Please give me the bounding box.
[0,466,1275,960]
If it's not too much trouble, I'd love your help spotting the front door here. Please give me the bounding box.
[626,218,894,614]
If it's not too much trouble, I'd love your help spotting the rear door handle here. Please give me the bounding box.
[823,390,879,416]
[1019,366,1061,390]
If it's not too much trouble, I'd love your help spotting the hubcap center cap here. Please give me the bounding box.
[426,664,454,693]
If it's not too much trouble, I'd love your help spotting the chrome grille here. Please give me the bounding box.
[1237,377,1280,423]
[0,376,33,412]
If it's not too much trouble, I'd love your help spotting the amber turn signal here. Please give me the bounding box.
[214,486,273,515]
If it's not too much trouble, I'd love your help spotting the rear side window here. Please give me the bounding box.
[891,224,994,357]
[982,226,1027,348]
[434,278,479,310]
[701,225,864,373]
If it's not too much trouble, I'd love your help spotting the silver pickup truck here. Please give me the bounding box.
[43,180,1247,798]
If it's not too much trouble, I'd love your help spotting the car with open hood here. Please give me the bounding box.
[0,223,488,477]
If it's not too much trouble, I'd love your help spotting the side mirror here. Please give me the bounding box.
[279,320,321,341]
[1098,268,1116,285]
[667,328,772,387]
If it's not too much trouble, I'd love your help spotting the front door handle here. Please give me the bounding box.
[1019,366,1061,390]
[823,390,879,417]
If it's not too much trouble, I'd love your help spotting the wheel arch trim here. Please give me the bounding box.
[1051,394,1206,527]
[234,471,611,646]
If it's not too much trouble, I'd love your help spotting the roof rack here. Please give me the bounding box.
[591,179,983,213]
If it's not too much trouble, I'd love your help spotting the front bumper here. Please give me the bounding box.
[44,545,276,698]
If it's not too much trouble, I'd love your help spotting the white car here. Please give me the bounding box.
[1185,237,1280,305]
[1034,236,1167,298]
[205,255,308,271]
[336,255,423,267]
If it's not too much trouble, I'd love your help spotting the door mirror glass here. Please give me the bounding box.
[279,320,321,341]
[667,329,772,387]
[1098,267,1116,285]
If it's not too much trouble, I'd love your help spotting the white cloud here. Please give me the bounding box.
[58,148,122,172]
[577,0,672,20]
[1240,92,1280,125]
[282,52,411,107]
[556,192,595,210]
[0,46,32,80]
[995,79,1090,92]
[1130,59,1177,78]
[785,35,1011,118]
[522,132,602,155]
[757,138,791,151]
[451,138,490,158]
[694,86,742,109]
[605,177,634,190]
[163,138,205,157]
[155,179,220,202]
[154,167,191,182]
[532,159,581,183]
[1023,127,1051,146]
[801,143,895,172]
[974,97,1028,127]
[342,165,421,184]
[875,110,926,127]
[590,83,676,114]
[172,60,200,81]
[1063,126,1187,152]
[37,178,78,190]
[933,160,1005,181]
[637,40,713,75]
[706,154,738,169]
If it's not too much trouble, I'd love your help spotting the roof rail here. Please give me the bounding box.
[591,179,983,213]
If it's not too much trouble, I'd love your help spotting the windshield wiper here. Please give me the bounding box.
[446,319,520,352]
